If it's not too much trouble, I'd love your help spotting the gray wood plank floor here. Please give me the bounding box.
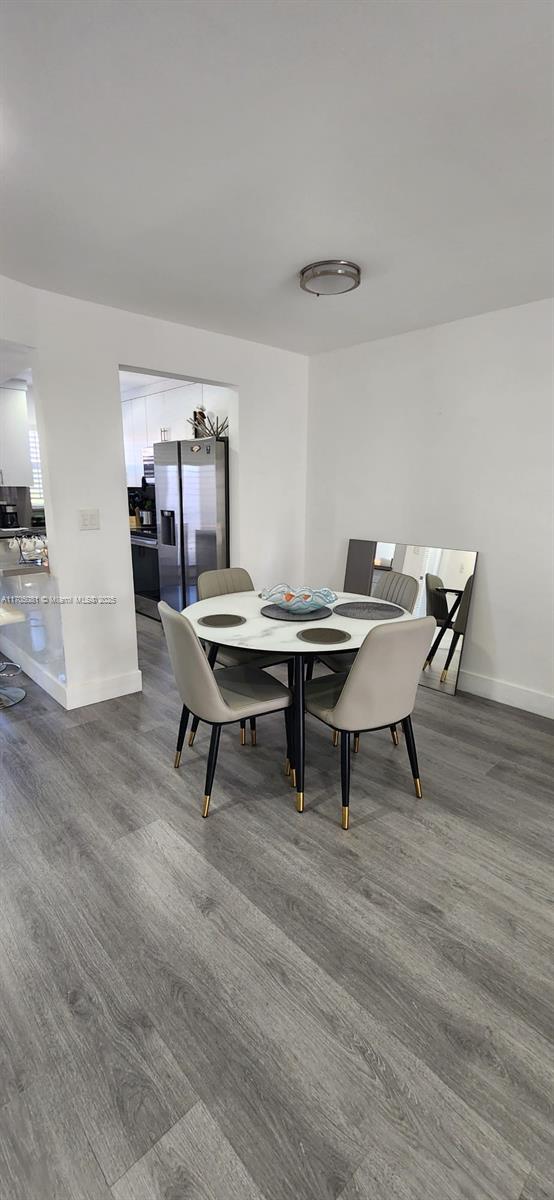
[0,614,552,1200]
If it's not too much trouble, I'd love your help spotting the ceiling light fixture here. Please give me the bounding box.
[299,260,361,296]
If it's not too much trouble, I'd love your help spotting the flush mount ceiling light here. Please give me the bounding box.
[299,260,361,296]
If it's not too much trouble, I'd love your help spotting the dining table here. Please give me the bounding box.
[183,590,414,812]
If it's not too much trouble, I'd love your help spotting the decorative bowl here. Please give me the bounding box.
[260,584,337,614]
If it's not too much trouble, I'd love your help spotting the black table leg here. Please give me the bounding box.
[284,706,292,775]
[293,653,305,812]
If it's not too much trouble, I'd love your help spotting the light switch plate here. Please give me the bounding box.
[79,508,100,531]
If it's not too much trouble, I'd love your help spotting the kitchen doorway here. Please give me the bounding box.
[119,368,237,623]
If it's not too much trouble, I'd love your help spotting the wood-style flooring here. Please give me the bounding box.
[0,615,552,1200]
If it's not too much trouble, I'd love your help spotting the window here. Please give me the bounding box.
[28,427,44,508]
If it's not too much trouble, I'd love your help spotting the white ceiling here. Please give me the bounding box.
[118,369,195,399]
[1,0,552,354]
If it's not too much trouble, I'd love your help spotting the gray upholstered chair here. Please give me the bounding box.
[159,601,291,818]
[186,566,289,751]
[423,573,453,668]
[318,568,420,748]
[425,573,449,624]
[197,567,254,600]
[440,574,473,683]
[371,569,419,612]
[305,616,435,828]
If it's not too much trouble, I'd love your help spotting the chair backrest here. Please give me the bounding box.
[332,616,436,730]
[158,601,228,723]
[425,573,449,623]
[453,574,474,634]
[198,567,254,600]
[372,569,419,613]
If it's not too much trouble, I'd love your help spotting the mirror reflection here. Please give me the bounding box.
[344,539,477,695]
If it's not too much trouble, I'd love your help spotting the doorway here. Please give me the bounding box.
[119,367,237,625]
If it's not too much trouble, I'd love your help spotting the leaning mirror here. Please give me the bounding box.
[344,539,478,695]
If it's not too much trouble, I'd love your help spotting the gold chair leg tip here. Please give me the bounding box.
[240,730,246,746]
[284,758,291,777]
[353,735,360,754]
[341,806,350,830]
[290,768,297,788]
[440,670,448,683]
[415,778,423,799]
[296,792,304,813]
[173,751,182,768]
[202,795,211,818]
[188,731,196,747]
[251,731,257,746]
[332,730,339,747]
[392,731,399,747]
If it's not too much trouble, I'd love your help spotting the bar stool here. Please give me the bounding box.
[0,606,26,707]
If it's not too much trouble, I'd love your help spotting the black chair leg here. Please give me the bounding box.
[401,716,422,798]
[202,725,221,818]
[293,655,305,811]
[390,724,399,747]
[188,714,200,747]
[207,642,219,668]
[305,658,314,682]
[240,718,246,746]
[425,622,450,668]
[440,632,461,683]
[249,716,257,745]
[174,705,189,767]
[340,731,351,829]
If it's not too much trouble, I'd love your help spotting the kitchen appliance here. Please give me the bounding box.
[0,486,33,530]
[154,436,229,610]
[0,505,19,529]
[131,531,160,620]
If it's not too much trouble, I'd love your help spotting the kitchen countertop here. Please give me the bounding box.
[0,562,49,578]
[0,526,46,539]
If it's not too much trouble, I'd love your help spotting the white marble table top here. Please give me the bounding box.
[182,591,414,653]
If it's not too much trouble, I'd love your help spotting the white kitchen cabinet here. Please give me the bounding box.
[0,387,33,486]
[122,395,149,486]
[134,382,200,448]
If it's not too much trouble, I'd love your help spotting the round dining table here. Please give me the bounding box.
[183,590,413,811]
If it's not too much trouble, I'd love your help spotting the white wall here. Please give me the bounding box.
[306,299,554,717]
[0,274,308,708]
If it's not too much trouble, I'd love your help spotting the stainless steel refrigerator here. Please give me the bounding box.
[154,437,229,610]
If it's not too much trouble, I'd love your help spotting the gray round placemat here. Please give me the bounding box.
[198,614,246,628]
[297,627,351,644]
[334,601,404,619]
[260,604,332,622]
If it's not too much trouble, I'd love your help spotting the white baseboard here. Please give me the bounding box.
[0,629,142,711]
[64,669,142,710]
[458,668,554,718]
[0,631,67,707]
